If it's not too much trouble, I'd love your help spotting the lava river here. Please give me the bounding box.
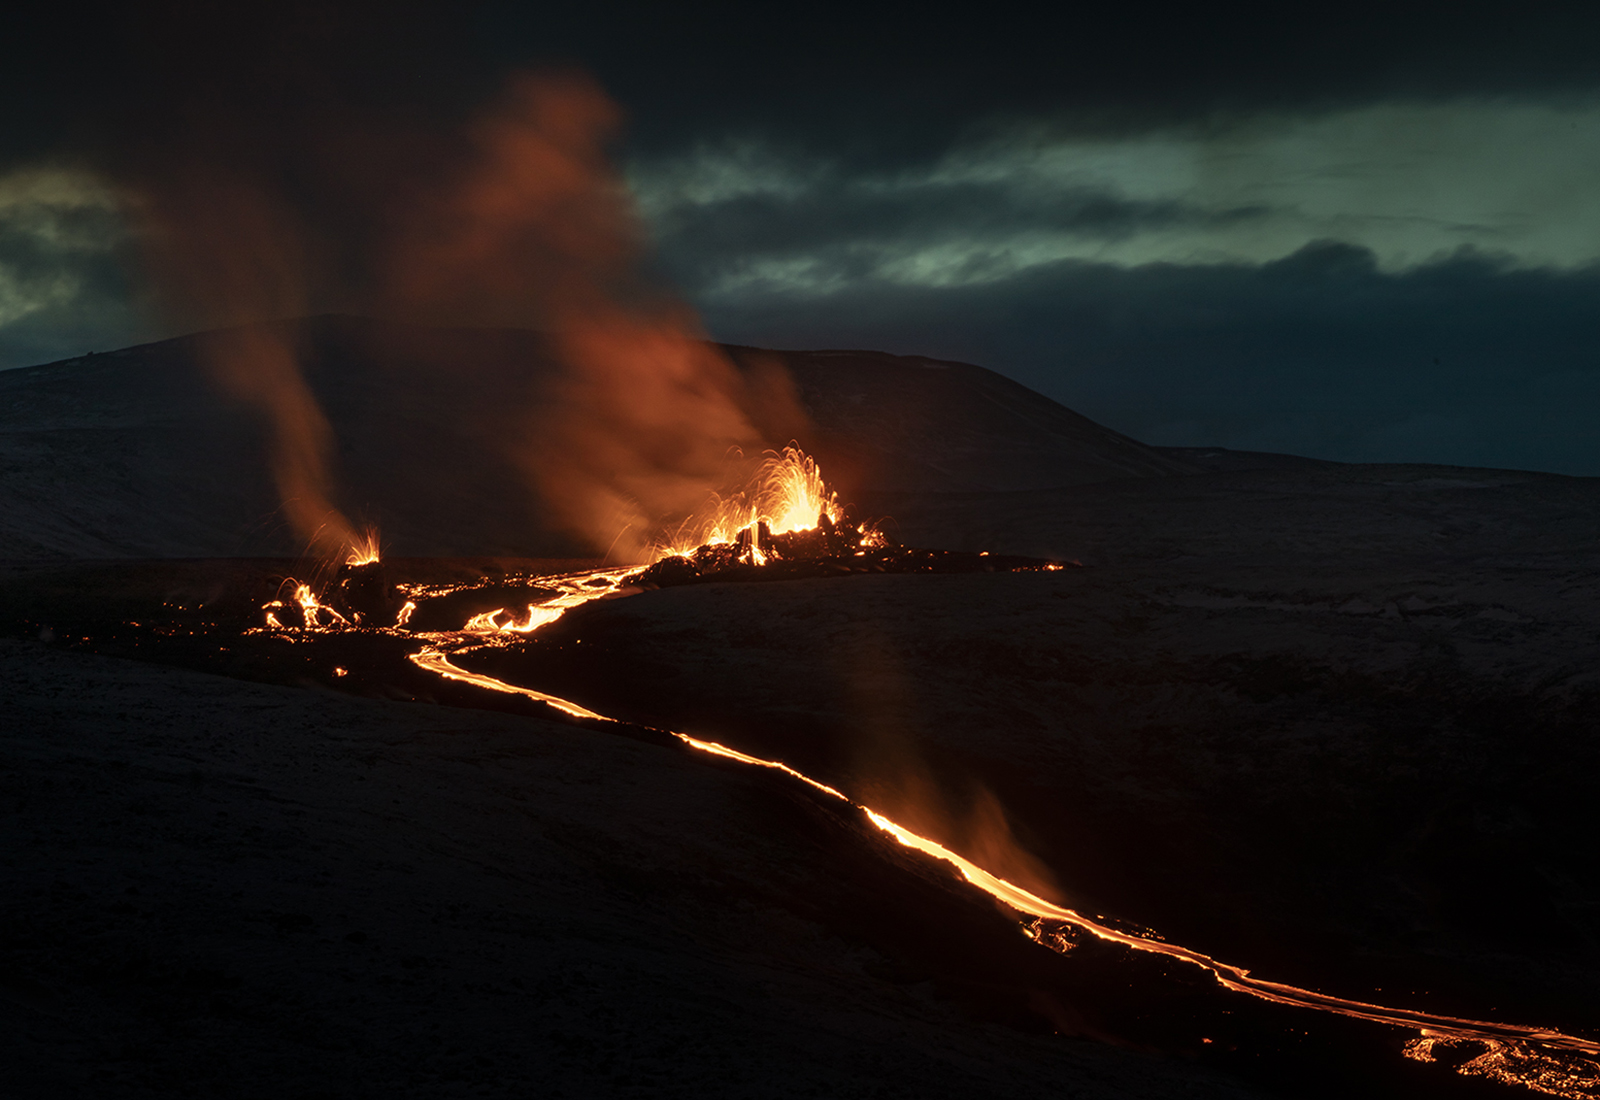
[384,564,1600,1100]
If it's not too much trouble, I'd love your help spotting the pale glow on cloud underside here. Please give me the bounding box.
[627,99,1600,298]
[0,167,125,328]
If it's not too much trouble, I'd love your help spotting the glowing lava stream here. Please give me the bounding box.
[404,566,1600,1096]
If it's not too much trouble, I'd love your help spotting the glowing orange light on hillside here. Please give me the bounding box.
[658,446,839,559]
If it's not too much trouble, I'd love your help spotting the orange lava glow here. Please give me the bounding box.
[254,532,400,632]
[345,529,381,567]
[389,547,1599,1098]
[258,580,344,631]
[408,644,611,721]
[458,566,639,635]
[657,446,840,560]
[386,73,811,563]
[1405,1035,1600,1098]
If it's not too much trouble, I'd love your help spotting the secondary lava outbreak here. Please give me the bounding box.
[270,444,1066,632]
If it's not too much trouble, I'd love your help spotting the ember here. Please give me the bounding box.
[631,511,1062,588]
[257,546,402,631]
[657,446,840,556]
[346,529,381,567]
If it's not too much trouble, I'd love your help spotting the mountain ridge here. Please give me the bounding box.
[0,314,1202,558]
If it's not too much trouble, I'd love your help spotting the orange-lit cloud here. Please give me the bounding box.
[391,73,807,559]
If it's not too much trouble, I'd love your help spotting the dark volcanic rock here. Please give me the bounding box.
[9,323,1598,1098]
[626,504,1068,590]
[0,638,1266,1100]
[326,558,400,626]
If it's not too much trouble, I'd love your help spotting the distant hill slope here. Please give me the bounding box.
[725,347,1198,493]
[1153,446,1340,474]
[0,316,1197,559]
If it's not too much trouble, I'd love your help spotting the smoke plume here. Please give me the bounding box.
[125,62,805,562]
[389,72,807,560]
[136,166,360,557]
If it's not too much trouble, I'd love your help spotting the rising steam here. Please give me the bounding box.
[389,73,808,561]
[132,70,806,563]
[136,168,360,558]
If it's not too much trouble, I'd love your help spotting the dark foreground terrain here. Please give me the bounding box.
[3,320,1598,1097]
[2,633,1274,1100]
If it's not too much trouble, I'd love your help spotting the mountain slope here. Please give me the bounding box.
[0,316,1196,559]
[727,346,1198,493]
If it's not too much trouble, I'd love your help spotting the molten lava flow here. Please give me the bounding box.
[261,581,349,631]
[387,552,1600,1099]
[459,570,626,634]
[658,446,840,559]
[405,566,637,719]
[1405,1036,1600,1098]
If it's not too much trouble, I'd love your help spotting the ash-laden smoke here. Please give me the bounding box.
[389,73,808,561]
[131,68,805,563]
[136,167,361,559]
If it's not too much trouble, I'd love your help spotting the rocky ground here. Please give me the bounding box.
[1,636,1272,1100]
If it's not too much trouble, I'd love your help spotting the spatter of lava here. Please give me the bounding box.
[631,445,1065,587]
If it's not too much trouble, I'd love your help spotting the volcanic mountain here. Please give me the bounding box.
[0,314,1196,560]
[5,319,1600,1099]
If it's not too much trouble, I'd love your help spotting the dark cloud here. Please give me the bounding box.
[480,2,1600,165]
[0,2,486,170]
[697,243,1600,475]
[9,3,1600,171]
[645,173,1269,292]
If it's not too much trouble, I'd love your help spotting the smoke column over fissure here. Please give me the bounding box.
[125,65,808,562]
[135,166,359,556]
[388,72,809,560]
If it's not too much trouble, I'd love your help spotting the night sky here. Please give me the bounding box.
[5,2,1600,472]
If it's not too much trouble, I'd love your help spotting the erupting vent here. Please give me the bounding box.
[634,447,1063,587]
[660,446,841,556]
[261,557,404,630]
